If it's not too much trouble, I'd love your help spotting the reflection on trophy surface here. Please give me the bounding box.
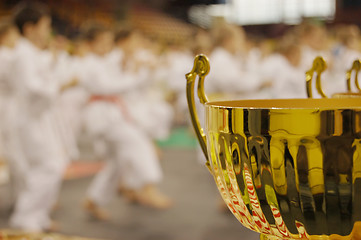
[186,54,361,239]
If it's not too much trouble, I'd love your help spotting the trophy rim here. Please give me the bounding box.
[205,98,361,110]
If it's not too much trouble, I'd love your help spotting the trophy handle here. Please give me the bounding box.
[346,59,361,92]
[186,54,210,164]
[306,56,328,98]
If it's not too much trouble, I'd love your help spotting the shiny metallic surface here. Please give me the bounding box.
[306,57,361,98]
[186,55,361,239]
[346,60,361,93]
[186,55,210,164]
[306,56,328,98]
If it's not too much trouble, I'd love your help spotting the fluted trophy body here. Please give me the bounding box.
[186,55,361,239]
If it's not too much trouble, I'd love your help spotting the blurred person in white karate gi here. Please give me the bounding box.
[50,35,88,161]
[245,36,274,76]
[168,28,214,125]
[207,23,270,100]
[260,33,306,99]
[329,24,361,94]
[295,21,337,97]
[161,38,194,126]
[112,28,174,141]
[0,18,19,186]
[297,21,332,71]
[111,29,174,202]
[8,2,69,231]
[80,25,172,220]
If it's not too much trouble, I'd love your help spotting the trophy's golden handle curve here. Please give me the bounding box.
[186,54,210,164]
[346,59,361,92]
[306,56,327,98]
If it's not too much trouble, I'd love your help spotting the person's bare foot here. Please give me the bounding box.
[133,185,173,210]
[118,186,138,203]
[83,199,110,221]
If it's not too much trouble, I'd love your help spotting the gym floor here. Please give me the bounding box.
[0,131,260,240]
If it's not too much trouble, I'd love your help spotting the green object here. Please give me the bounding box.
[157,127,197,149]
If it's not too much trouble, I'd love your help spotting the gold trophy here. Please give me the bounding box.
[306,57,361,98]
[186,55,361,239]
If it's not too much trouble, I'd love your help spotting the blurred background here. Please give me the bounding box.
[1,0,359,39]
[0,0,360,239]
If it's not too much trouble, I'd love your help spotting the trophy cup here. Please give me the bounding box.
[186,55,361,239]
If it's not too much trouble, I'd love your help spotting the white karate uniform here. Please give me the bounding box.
[299,45,332,72]
[133,49,173,140]
[246,48,263,71]
[107,49,174,140]
[54,53,88,160]
[0,47,17,160]
[79,53,162,206]
[328,45,361,95]
[207,47,264,100]
[8,38,67,231]
[260,54,307,99]
[0,47,18,188]
[163,50,194,118]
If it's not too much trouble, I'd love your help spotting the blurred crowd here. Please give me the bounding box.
[0,0,360,234]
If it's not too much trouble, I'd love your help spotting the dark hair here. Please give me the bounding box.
[114,28,132,43]
[13,1,50,34]
[81,22,110,42]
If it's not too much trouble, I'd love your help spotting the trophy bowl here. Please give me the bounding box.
[186,55,361,240]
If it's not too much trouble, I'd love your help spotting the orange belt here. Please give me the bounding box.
[89,95,132,121]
